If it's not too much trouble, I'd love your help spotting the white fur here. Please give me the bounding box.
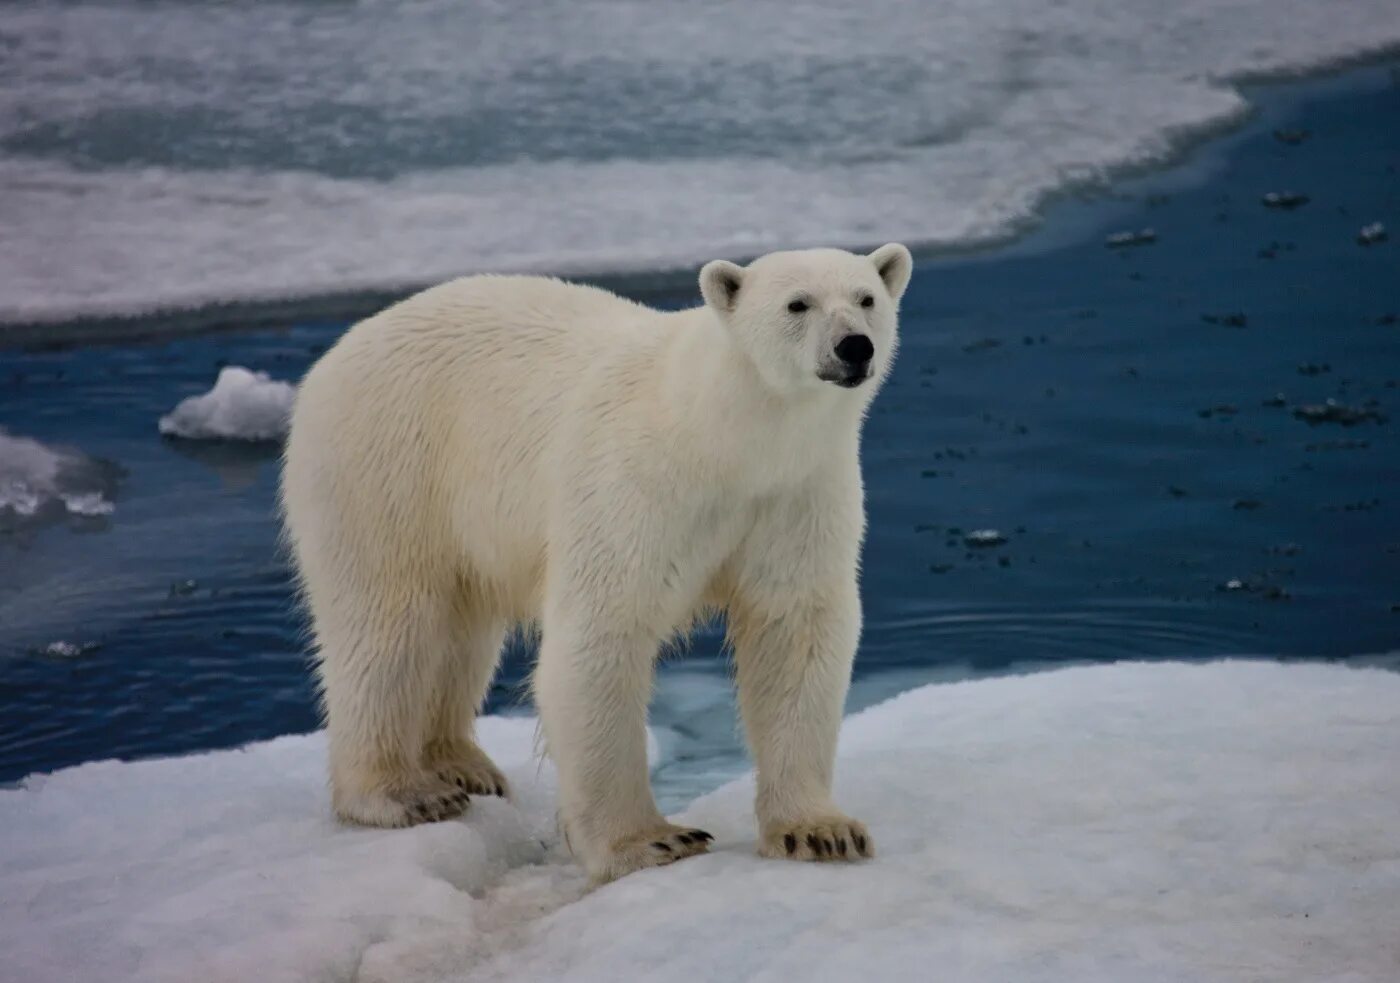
[280,244,913,881]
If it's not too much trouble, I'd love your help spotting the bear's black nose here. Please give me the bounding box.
[834,334,874,366]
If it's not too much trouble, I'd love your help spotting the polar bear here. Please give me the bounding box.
[280,244,912,881]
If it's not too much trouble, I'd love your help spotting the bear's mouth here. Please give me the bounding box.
[819,369,870,388]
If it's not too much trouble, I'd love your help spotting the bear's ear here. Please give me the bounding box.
[868,243,913,301]
[699,260,746,315]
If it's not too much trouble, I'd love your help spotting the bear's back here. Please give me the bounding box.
[369,274,652,350]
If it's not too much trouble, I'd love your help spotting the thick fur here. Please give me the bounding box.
[280,245,912,881]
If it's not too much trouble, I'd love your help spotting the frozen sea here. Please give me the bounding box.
[2,0,1400,330]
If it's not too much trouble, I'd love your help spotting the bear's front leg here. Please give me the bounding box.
[729,485,873,863]
[535,613,712,882]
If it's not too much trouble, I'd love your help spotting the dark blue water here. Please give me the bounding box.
[2,66,1398,784]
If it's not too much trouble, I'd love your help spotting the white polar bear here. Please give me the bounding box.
[280,244,912,881]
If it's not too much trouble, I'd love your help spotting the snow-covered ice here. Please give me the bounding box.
[157,366,296,442]
[3,660,1398,982]
[0,428,118,524]
[3,0,1400,324]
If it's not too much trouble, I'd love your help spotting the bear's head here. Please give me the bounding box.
[698,244,911,395]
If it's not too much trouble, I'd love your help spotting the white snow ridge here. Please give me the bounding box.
[2,661,1398,982]
[157,366,296,442]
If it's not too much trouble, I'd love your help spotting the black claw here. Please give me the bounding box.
[677,833,693,845]
[806,833,820,854]
[653,840,672,852]
[784,833,797,854]
[837,838,848,856]
[694,830,713,842]
[855,834,867,854]
[494,783,504,797]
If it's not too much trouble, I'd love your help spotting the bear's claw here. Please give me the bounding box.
[393,782,472,825]
[438,770,505,797]
[592,825,713,882]
[428,741,509,800]
[762,817,872,863]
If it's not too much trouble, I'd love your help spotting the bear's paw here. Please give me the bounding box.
[593,824,714,882]
[429,741,509,799]
[760,816,873,863]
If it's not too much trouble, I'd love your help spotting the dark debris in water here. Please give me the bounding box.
[1325,498,1382,513]
[1305,439,1370,451]
[1297,362,1331,376]
[1217,578,1291,600]
[1105,228,1157,248]
[1272,128,1310,145]
[1292,399,1387,426]
[1256,240,1297,260]
[932,447,977,461]
[1198,404,1238,419]
[1202,312,1248,327]
[962,338,1002,353]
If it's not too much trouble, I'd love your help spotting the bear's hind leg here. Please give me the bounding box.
[422,616,510,798]
[319,596,473,828]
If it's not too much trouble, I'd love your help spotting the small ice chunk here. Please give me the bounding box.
[1222,578,1246,591]
[33,641,100,659]
[1261,191,1308,209]
[964,529,1007,547]
[1105,228,1157,248]
[158,366,295,442]
[1357,222,1387,246]
[0,428,119,525]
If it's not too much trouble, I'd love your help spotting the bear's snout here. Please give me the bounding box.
[834,334,874,366]
[825,333,874,387]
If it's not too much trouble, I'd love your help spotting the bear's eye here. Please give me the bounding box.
[859,294,875,309]
[787,299,809,314]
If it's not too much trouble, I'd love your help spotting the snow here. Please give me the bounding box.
[3,661,1398,982]
[3,0,1400,324]
[0,428,117,522]
[157,366,296,442]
